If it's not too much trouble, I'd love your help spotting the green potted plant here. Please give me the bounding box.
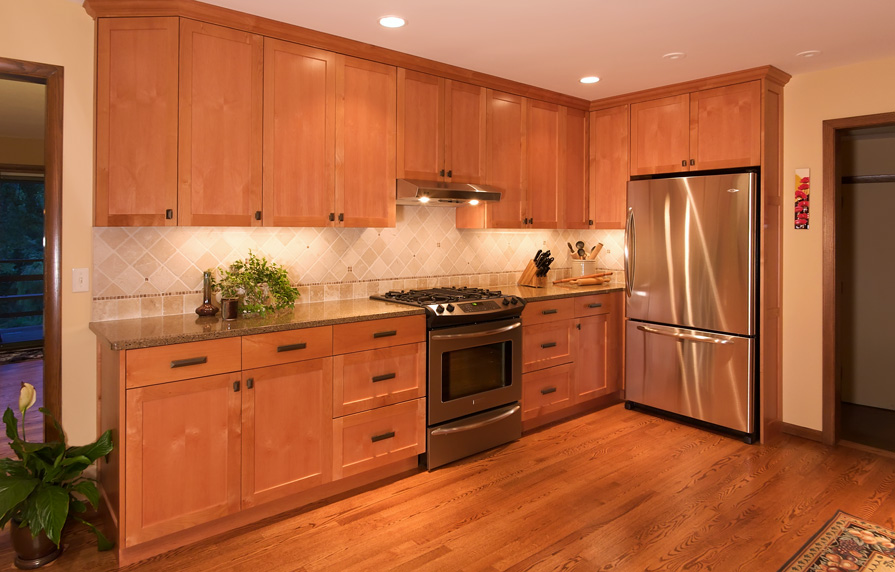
[0,383,114,569]
[212,250,300,319]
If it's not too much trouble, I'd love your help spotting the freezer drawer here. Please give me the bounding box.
[625,320,754,434]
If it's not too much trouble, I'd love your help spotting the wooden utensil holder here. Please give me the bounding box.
[517,260,547,288]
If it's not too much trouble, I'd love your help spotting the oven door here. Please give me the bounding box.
[427,317,522,426]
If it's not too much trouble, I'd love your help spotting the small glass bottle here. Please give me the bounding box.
[195,271,219,317]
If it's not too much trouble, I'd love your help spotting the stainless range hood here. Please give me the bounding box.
[396,179,502,206]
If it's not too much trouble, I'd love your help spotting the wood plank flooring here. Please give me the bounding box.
[2,403,895,571]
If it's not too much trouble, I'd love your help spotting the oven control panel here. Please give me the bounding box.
[458,300,500,313]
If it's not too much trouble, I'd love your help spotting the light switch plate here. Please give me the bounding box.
[72,268,89,292]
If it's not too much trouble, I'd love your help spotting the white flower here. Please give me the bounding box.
[18,382,37,416]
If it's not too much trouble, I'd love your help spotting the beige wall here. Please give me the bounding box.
[782,55,895,430]
[0,136,44,165]
[0,0,96,445]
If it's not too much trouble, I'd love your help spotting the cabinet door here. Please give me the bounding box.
[589,105,628,229]
[574,314,611,402]
[445,80,487,183]
[263,39,336,227]
[242,358,333,507]
[485,90,526,229]
[690,81,761,171]
[397,69,444,181]
[179,20,263,226]
[527,99,560,228]
[561,106,589,229]
[125,372,241,547]
[521,363,573,421]
[335,56,396,228]
[96,17,178,227]
[630,94,689,176]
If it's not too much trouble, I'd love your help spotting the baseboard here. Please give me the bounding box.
[780,422,823,442]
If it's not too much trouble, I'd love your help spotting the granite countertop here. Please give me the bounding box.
[90,283,624,351]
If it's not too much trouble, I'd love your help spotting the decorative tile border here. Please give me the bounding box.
[93,207,624,321]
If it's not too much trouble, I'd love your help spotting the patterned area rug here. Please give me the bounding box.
[779,511,895,571]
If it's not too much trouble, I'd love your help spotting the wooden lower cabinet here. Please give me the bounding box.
[521,363,573,421]
[125,372,242,547]
[241,358,333,508]
[573,314,613,402]
[333,398,426,479]
[332,342,426,417]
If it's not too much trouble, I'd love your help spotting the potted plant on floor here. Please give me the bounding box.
[212,250,300,319]
[0,383,114,569]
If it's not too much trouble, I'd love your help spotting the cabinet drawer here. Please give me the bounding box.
[522,363,573,421]
[522,297,574,326]
[333,315,425,354]
[332,398,425,479]
[522,320,575,373]
[242,326,333,370]
[572,293,615,318]
[125,338,242,388]
[333,342,426,417]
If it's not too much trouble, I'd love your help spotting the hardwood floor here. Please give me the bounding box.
[2,403,895,571]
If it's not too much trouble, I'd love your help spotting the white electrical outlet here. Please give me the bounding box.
[72,268,89,292]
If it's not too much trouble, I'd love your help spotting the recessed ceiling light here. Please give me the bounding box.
[379,16,406,28]
[662,52,686,61]
[796,50,822,58]
[579,76,600,84]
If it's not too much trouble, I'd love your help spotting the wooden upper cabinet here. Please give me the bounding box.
[526,99,560,229]
[561,106,588,229]
[336,56,396,228]
[589,105,628,229]
[262,39,336,227]
[397,69,444,180]
[630,94,690,176]
[631,81,762,176]
[178,20,263,226]
[484,90,526,229]
[95,17,178,226]
[689,81,761,171]
[445,80,487,183]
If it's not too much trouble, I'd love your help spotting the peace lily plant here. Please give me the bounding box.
[0,382,114,552]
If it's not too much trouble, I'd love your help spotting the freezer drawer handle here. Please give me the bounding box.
[170,356,207,369]
[636,325,732,345]
[430,404,521,436]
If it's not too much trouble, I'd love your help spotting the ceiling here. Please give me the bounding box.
[202,0,895,101]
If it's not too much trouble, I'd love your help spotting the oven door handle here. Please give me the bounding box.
[430,404,521,436]
[429,321,521,341]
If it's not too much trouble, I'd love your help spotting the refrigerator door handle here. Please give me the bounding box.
[624,207,635,297]
[637,324,733,345]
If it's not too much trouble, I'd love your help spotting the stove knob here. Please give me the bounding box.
[446,303,455,312]
[436,304,445,313]
[510,297,518,305]
[502,298,510,306]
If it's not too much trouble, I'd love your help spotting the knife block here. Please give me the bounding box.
[517,260,547,288]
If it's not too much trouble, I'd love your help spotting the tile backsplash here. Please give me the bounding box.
[92,206,624,321]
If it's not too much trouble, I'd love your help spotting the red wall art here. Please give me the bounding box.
[794,168,810,229]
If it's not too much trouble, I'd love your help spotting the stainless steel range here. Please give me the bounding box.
[371,287,525,469]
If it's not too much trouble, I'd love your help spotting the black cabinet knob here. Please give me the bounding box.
[165,209,173,220]
[681,160,687,167]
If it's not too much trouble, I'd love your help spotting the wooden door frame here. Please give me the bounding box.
[0,56,63,439]
[822,111,895,445]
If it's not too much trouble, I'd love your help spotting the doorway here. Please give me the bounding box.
[822,112,895,452]
[0,57,63,446]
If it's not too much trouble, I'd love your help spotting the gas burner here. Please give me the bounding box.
[370,286,524,327]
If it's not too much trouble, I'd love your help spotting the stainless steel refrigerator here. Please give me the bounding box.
[624,172,757,441]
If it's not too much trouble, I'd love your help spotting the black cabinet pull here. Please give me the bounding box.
[372,373,396,383]
[277,342,307,353]
[541,309,558,315]
[373,330,397,339]
[523,217,528,225]
[255,210,261,221]
[338,213,344,222]
[541,342,557,349]
[588,219,593,225]
[233,381,240,392]
[540,387,557,395]
[587,303,603,309]
[447,170,452,178]
[682,160,687,167]
[530,217,534,225]
[371,431,395,443]
[690,159,695,166]
[329,212,335,221]
[439,169,445,177]
[165,208,173,220]
[246,378,254,389]
[576,323,581,330]
[170,356,207,369]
